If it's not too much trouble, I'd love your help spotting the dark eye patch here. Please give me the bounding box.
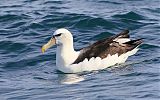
[54,33,62,37]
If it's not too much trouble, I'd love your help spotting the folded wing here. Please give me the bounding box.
[73,30,142,64]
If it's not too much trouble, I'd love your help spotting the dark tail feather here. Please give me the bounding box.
[124,38,143,47]
[110,29,130,42]
[115,29,130,38]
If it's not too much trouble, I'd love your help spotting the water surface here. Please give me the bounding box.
[0,0,160,100]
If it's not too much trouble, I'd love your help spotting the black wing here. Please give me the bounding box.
[73,30,142,64]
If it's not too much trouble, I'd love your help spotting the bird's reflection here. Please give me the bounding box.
[58,73,85,84]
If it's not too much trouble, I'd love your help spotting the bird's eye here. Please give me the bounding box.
[54,33,62,37]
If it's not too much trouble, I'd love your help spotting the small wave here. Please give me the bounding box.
[0,14,30,22]
[0,41,27,53]
[40,13,118,29]
[74,17,116,29]
[43,0,68,5]
[141,43,160,49]
[138,94,160,99]
[0,4,23,9]
[143,8,160,13]
[28,22,45,30]
[33,76,47,80]
[23,0,38,3]
[112,11,145,20]
[2,52,56,69]
[5,21,26,29]
[120,71,159,77]
[98,1,123,4]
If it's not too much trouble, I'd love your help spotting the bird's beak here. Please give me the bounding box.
[41,37,56,53]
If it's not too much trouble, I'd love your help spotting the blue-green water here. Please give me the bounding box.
[0,0,160,100]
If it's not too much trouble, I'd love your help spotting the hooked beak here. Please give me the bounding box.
[41,37,56,53]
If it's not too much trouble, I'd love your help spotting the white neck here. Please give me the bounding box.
[56,40,79,69]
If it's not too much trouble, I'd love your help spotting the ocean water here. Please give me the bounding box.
[0,0,160,100]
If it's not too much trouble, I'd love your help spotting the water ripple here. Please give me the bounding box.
[0,0,160,100]
[113,11,146,20]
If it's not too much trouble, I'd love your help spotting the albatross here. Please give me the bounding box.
[41,28,142,73]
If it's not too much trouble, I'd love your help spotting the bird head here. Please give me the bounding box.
[41,28,73,53]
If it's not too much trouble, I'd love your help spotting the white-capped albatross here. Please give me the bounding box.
[41,28,142,73]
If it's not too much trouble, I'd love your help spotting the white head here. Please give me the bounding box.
[54,28,73,46]
[41,28,74,53]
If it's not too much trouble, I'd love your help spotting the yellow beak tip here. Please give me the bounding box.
[41,47,45,53]
[41,37,56,53]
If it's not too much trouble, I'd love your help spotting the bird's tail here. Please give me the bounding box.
[124,38,143,48]
[114,29,130,39]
